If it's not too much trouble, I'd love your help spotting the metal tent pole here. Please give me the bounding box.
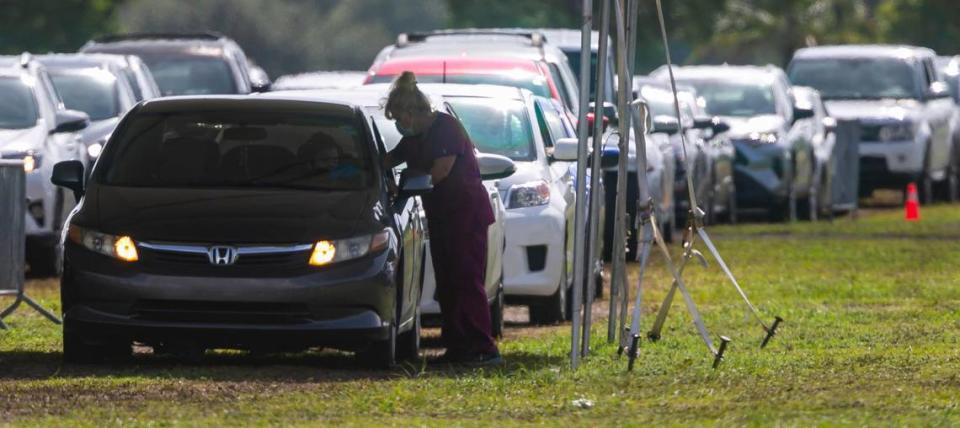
[570,0,595,369]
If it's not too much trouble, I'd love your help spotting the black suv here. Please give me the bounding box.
[52,96,428,367]
[80,32,265,96]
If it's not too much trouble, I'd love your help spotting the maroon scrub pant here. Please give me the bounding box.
[429,219,498,356]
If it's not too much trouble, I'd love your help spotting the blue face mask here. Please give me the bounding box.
[395,121,418,137]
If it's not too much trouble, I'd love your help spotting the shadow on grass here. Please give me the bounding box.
[0,346,566,383]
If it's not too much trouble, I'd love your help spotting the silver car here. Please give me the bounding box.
[0,54,89,275]
[789,45,959,202]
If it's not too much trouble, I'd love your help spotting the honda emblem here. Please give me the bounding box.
[207,246,238,266]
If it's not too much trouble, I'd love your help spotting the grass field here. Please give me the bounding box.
[1,205,959,426]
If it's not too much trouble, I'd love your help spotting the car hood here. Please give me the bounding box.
[80,118,119,146]
[0,125,45,153]
[823,99,922,122]
[495,161,548,191]
[89,185,381,244]
[719,115,785,138]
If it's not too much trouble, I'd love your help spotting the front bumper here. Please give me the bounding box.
[501,204,565,297]
[61,242,397,350]
[732,141,791,207]
[858,140,924,191]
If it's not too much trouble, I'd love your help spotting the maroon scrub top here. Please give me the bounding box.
[391,112,494,229]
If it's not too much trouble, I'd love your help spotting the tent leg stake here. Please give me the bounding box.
[712,336,731,369]
[761,316,784,349]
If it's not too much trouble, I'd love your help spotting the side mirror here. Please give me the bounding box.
[599,147,620,169]
[51,160,85,202]
[925,81,951,100]
[477,153,516,180]
[793,106,815,122]
[249,65,272,93]
[822,116,838,134]
[711,119,731,135]
[397,171,432,199]
[651,115,680,135]
[51,109,89,134]
[551,137,580,162]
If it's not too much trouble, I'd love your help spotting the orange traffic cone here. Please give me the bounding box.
[905,182,920,221]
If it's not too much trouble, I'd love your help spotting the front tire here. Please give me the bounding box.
[62,321,129,364]
[397,309,420,361]
[529,261,567,325]
[490,284,504,339]
[357,323,396,369]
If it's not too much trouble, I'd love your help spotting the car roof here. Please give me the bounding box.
[0,54,43,77]
[272,71,367,91]
[382,29,568,63]
[80,33,234,56]
[266,83,527,108]
[792,45,936,60]
[135,95,358,116]
[374,56,543,76]
[36,53,130,72]
[652,65,781,84]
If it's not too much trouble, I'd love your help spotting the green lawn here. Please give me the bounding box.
[2,206,959,426]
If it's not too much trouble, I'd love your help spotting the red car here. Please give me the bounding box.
[365,56,569,111]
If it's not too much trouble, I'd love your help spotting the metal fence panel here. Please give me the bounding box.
[0,160,25,297]
[830,120,860,212]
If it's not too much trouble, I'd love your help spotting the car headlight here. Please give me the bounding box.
[87,141,104,159]
[508,180,551,209]
[746,132,779,144]
[67,225,139,262]
[1,151,41,173]
[309,229,390,267]
[878,123,913,142]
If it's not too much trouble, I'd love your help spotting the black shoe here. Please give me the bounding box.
[465,351,504,367]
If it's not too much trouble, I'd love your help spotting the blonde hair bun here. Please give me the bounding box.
[384,70,432,120]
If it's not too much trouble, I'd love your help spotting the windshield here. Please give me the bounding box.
[0,77,39,129]
[139,54,237,95]
[678,79,777,117]
[100,111,372,190]
[789,58,920,100]
[372,72,551,98]
[50,70,120,121]
[446,97,536,162]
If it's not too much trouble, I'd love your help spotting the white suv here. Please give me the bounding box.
[789,45,959,202]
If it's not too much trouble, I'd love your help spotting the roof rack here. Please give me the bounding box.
[91,31,225,44]
[18,52,31,68]
[396,29,544,48]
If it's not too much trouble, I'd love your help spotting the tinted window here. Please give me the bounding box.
[372,73,551,98]
[446,97,536,162]
[101,111,372,190]
[140,54,237,95]
[677,79,777,117]
[0,77,39,129]
[50,70,120,121]
[789,58,919,100]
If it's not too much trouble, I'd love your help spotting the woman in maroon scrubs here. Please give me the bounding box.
[384,71,501,365]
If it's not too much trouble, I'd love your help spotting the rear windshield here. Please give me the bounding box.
[139,54,237,95]
[789,58,919,100]
[50,69,120,121]
[445,97,536,162]
[0,77,39,129]
[100,111,373,190]
[372,73,551,98]
[678,79,777,117]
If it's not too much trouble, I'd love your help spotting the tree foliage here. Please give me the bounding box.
[0,0,121,55]
[114,0,449,76]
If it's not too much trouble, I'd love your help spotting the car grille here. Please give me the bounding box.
[138,241,313,276]
[860,124,882,142]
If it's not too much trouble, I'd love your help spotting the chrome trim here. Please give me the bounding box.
[139,241,313,255]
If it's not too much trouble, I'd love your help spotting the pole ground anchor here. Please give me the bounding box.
[712,336,731,369]
[761,316,784,349]
[627,334,641,371]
